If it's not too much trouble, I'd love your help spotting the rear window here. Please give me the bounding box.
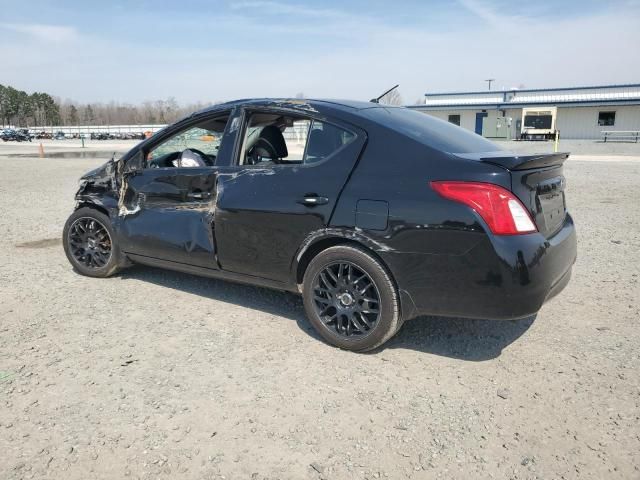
[363,107,501,154]
[524,114,552,129]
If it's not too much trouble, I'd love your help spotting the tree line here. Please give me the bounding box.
[0,84,213,128]
[1,83,410,129]
[0,85,60,127]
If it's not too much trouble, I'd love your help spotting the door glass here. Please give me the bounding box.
[240,113,355,166]
[147,115,229,168]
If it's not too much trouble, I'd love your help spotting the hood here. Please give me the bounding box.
[78,158,119,194]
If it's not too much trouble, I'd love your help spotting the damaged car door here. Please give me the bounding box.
[118,112,233,269]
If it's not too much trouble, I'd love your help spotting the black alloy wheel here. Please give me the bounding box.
[302,245,401,352]
[68,217,113,268]
[63,207,122,278]
[312,261,381,338]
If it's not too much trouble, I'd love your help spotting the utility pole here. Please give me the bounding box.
[485,79,495,90]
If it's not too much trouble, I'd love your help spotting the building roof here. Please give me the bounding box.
[416,83,640,110]
[423,83,640,97]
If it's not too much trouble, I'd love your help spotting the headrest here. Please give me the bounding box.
[256,125,288,159]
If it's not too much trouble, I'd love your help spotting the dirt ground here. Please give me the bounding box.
[0,146,639,479]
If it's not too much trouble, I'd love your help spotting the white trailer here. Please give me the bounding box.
[520,107,557,140]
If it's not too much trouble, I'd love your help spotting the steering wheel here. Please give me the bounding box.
[184,148,214,166]
[247,140,279,165]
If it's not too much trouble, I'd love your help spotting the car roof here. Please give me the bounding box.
[189,98,500,155]
[196,98,396,116]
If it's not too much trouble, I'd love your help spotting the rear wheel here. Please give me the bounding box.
[63,207,121,278]
[302,245,400,352]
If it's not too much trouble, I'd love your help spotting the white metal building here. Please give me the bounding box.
[410,83,640,140]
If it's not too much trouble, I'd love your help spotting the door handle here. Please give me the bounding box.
[187,191,211,200]
[298,195,329,206]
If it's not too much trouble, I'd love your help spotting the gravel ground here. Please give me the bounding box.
[0,149,638,479]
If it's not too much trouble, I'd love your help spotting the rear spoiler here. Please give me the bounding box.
[480,152,570,171]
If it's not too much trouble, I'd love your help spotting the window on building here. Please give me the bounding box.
[448,114,461,126]
[598,111,616,126]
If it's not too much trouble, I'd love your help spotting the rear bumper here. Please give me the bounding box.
[382,213,577,321]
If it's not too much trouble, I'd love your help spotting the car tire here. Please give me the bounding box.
[62,207,121,278]
[302,245,401,352]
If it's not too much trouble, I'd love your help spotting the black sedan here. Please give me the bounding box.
[63,99,577,351]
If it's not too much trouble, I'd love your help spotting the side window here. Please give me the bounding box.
[146,114,229,169]
[598,111,615,126]
[305,120,355,164]
[240,112,355,167]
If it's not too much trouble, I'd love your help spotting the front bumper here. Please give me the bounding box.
[382,214,577,321]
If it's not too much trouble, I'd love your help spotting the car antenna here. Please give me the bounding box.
[370,84,399,103]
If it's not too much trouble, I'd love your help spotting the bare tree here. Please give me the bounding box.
[0,83,220,127]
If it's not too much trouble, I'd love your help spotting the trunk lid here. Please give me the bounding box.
[455,151,569,238]
[482,152,568,238]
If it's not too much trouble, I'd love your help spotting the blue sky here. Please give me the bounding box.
[1,0,639,104]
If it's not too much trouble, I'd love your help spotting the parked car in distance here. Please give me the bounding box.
[1,129,16,141]
[35,131,52,139]
[91,132,116,140]
[63,99,577,351]
[1,128,32,142]
[18,128,34,141]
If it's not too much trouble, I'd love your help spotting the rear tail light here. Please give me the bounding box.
[430,181,537,235]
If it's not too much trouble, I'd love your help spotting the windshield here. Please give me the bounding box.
[152,127,222,158]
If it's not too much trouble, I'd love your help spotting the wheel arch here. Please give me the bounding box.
[294,231,382,283]
[75,192,120,219]
[68,200,133,270]
[76,201,110,218]
[293,230,417,323]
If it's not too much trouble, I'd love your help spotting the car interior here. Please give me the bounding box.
[147,115,229,168]
[241,112,353,166]
[146,111,354,169]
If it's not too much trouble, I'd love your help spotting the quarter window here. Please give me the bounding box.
[598,111,615,126]
[306,121,356,164]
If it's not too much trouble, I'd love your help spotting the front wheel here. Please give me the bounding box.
[302,245,401,352]
[62,207,121,278]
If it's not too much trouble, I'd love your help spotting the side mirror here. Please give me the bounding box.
[123,150,144,174]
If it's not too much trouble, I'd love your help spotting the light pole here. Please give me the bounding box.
[485,79,495,90]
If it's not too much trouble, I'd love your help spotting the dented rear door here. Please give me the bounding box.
[214,112,366,283]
